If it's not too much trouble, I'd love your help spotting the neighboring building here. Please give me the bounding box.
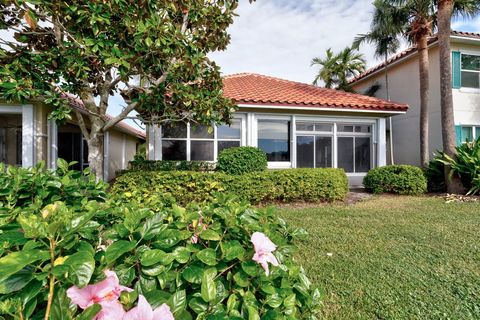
[146,73,408,186]
[350,31,480,166]
[0,96,145,180]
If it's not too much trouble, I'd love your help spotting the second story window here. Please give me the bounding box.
[461,54,480,89]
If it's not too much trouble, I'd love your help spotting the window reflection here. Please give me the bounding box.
[258,120,290,162]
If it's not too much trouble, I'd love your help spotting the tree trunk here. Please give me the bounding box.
[438,0,464,194]
[418,34,430,168]
[87,118,105,182]
[385,54,395,165]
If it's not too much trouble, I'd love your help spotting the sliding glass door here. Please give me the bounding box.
[296,135,332,168]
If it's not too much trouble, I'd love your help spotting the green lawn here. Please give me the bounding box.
[279,196,480,320]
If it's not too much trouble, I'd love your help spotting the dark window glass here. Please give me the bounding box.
[462,54,480,71]
[296,122,314,131]
[162,123,187,138]
[218,120,241,139]
[296,136,314,168]
[191,124,214,139]
[191,141,214,161]
[355,137,371,172]
[315,123,333,132]
[461,71,480,88]
[162,140,187,160]
[258,120,290,162]
[82,139,89,167]
[355,125,371,133]
[338,125,355,132]
[218,141,240,154]
[316,137,332,168]
[476,127,480,140]
[462,127,473,142]
[338,137,354,172]
[58,132,82,170]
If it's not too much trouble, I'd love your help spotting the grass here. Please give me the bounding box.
[279,196,480,320]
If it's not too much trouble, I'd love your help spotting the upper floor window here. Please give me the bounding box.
[461,54,480,89]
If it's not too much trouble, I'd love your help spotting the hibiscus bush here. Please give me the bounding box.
[0,163,320,319]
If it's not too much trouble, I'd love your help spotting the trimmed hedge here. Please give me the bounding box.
[112,168,348,205]
[216,146,267,175]
[363,165,427,195]
[127,159,215,172]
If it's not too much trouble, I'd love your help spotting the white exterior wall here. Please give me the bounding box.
[353,46,445,166]
[451,42,480,126]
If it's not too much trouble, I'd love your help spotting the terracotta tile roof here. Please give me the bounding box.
[223,73,408,112]
[350,31,480,84]
[62,94,146,139]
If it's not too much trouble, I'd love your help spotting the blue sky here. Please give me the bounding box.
[110,0,480,128]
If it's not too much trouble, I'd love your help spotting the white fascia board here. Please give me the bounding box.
[237,104,406,115]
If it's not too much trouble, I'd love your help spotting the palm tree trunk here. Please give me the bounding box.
[418,34,430,168]
[438,0,464,193]
[385,54,395,165]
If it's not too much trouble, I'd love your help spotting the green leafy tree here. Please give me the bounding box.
[311,47,366,92]
[0,0,253,180]
[353,0,403,165]
[436,0,480,192]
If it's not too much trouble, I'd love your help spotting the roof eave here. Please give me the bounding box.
[236,103,408,115]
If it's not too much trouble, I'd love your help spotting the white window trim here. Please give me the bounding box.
[254,114,293,168]
[460,52,480,90]
[159,114,246,162]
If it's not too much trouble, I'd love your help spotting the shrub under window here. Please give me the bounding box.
[363,165,427,195]
[216,146,267,175]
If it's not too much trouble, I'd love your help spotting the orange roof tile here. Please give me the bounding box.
[223,73,408,112]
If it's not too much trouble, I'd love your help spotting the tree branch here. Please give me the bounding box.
[74,110,90,140]
[103,102,138,132]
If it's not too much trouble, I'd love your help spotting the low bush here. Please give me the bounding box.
[112,168,349,206]
[425,153,447,193]
[216,147,267,175]
[363,165,427,195]
[0,163,320,319]
[128,159,215,172]
[434,140,480,195]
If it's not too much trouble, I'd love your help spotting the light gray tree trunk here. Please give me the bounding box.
[418,34,430,168]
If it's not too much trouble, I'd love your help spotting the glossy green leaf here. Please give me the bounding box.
[0,267,33,294]
[141,249,175,267]
[172,247,190,264]
[0,250,48,283]
[105,240,136,265]
[182,264,203,284]
[222,240,245,261]
[199,229,222,241]
[201,268,217,302]
[168,289,186,315]
[64,250,95,287]
[196,248,217,266]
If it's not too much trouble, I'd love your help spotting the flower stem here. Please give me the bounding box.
[44,239,56,320]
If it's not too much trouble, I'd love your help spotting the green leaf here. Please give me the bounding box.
[182,264,203,284]
[196,248,217,266]
[141,214,166,240]
[63,250,95,287]
[0,267,33,294]
[222,240,245,261]
[201,268,217,302]
[188,297,208,314]
[247,305,260,320]
[199,229,222,241]
[144,290,170,309]
[76,304,101,320]
[168,290,187,316]
[241,261,258,277]
[105,240,136,265]
[172,247,190,264]
[0,250,48,283]
[141,249,175,267]
[233,271,249,288]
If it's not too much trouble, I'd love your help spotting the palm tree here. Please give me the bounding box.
[353,0,403,164]
[437,0,480,192]
[311,47,366,92]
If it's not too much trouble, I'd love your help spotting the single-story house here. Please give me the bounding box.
[350,31,480,166]
[146,73,408,186]
[0,96,145,180]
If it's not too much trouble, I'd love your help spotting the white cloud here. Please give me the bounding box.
[210,0,380,84]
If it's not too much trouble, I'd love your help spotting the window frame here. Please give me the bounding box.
[160,115,246,161]
[336,123,374,174]
[295,121,334,168]
[255,115,293,167]
[460,52,480,89]
[458,125,480,144]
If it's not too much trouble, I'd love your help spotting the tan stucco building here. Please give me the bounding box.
[350,31,480,166]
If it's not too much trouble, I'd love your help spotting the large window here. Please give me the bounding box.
[161,119,242,161]
[296,122,333,168]
[337,124,372,173]
[461,54,480,89]
[58,126,89,171]
[456,125,480,144]
[258,120,291,162]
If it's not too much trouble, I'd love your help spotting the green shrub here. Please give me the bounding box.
[216,147,267,175]
[111,168,349,206]
[363,165,427,195]
[0,164,320,319]
[425,153,447,193]
[128,159,215,172]
[435,140,480,195]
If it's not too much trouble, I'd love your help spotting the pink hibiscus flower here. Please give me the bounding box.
[251,232,279,276]
[96,300,126,320]
[67,270,131,309]
[123,295,175,320]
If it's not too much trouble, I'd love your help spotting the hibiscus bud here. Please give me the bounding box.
[41,203,59,219]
